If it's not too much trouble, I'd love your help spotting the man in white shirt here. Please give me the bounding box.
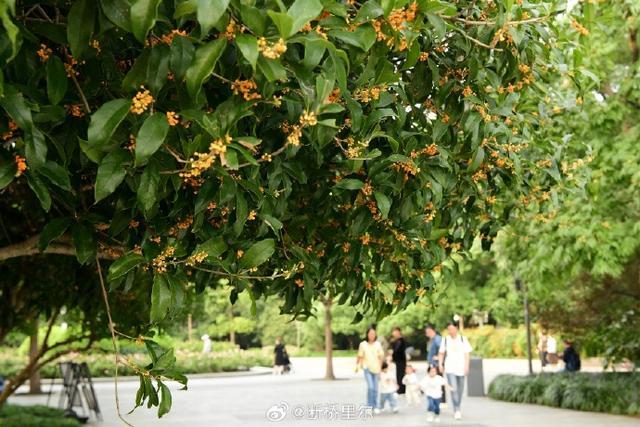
[438,321,472,420]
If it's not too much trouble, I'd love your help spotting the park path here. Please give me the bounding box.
[9,357,639,427]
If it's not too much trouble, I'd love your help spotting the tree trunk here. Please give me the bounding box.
[187,313,193,342]
[228,307,236,344]
[323,297,335,380]
[0,348,41,407]
[28,321,41,394]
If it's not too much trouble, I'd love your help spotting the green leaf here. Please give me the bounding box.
[100,0,133,32]
[335,178,363,190]
[427,13,446,39]
[39,218,72,251]
[233,193,247,235]
[122,50,150,91]
[40,161,71,191]
[0,162,15,190]
[108,252,146,281]
[0,2,21,62]
[135,113,169,166]
[170,36,195,80]
[195,236,227,258]
[25,129,47,168]
[150,274,171,323]
[26,173,51,212]
[130,0,161,43]
[174,0,197,18]
[46,56,67,105]
[374,192,391,219]
[235,34,259,70]
[79,138,104,163]
[88,99,131,147]
[0,86,33,131]
[146,45,170,93]
[158,382,172,418]
[267,11,293,39]
[138,160,160,213]
[260,214,283,234]
[67,0,95,58]
[239,239,275,269]
[287,0,323,37]
[330,26,376,51]
[239,5,266,35]
[257,56,287,82]
[95,149,129,202]
[197,0,230,35]
[470,147,485,172]
[72,223,97,264]
[185,38,226,99]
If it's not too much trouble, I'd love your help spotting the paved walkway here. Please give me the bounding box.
[9,357,639,427]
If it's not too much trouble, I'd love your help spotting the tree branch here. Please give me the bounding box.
[0,234,123,262]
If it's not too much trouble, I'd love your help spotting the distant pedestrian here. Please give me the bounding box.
[356,326,384,412]
[379,362,399,413]
[537,330,548,371]
[201,334,211,354]
[273,337,288,375]
[420,365,450,423]
[425,324,446,405]
[546,334,559,370]
[438,321,472,420]
[401,365,421,407]
[561,340,581,372]
[391,326,407,394]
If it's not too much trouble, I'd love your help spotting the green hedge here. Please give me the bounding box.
[488,373,640,415]
[0,348,272,379]
[0,405,81,427]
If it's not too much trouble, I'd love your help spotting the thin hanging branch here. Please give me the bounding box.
[96,257,133,427]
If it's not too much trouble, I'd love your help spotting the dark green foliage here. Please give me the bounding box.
[0,405,81,427]
[489,373,640,415]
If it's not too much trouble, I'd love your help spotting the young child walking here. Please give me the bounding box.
[379,362,399,413]
[420,365,450,423]
[401,365,421,407]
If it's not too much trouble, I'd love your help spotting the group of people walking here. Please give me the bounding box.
[356,322,472,422]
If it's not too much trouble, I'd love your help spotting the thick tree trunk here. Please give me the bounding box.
[28,322,41,394]
[324,297,335,380]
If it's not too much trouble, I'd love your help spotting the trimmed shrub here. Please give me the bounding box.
[0,405,81,427]
[489,372,640,415]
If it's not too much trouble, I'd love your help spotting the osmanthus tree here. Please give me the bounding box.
[0,0,583,418]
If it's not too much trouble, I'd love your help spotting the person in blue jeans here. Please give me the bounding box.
[425,324,446,404]
[356,327,384,413]
[438,322,473,420]
[420,366,450,423]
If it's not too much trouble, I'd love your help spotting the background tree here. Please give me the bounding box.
[473,0,640,365]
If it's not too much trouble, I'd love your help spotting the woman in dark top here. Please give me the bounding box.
[274,337,288,374]
[391,326,407,394]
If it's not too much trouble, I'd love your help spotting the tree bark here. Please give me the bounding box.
[0,334,93,408]
[228,306,235,344]
[323,297,335,380]
[0,234,122,262]
[28,320,41,394]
